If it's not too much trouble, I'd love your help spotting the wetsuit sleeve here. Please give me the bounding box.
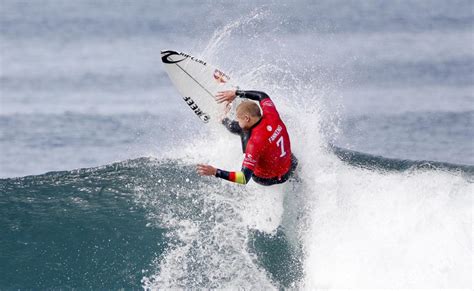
[214,137,262,185]
[235,90,279,117]
[235,90,269,101]
[215,167,253,185]
[222,117,242,135]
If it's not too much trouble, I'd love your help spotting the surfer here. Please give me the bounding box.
[197,90,298,185]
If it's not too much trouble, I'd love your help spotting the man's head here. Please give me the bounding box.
[236,101,261,129]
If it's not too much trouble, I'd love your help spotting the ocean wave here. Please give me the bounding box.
[0,151,471,288]
[332,145,474,177]
[0,158,300,289]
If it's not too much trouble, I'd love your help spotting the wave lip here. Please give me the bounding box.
[332,145,474,177]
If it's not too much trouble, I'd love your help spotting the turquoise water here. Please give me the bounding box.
[1,160,167,288]
[1,153,471,288]
[1,158,304,288]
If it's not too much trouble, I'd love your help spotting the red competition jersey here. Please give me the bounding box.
[242,98,292,179]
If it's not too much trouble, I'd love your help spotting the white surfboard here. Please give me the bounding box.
[161,50,236,123]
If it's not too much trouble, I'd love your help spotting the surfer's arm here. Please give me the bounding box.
[235,90,270,101]
[216,90,270,103]
[236,90,279,117]
[215,167,253,185]
[217,90,278,116]
[222,117,243,134]
[197,164,252,184]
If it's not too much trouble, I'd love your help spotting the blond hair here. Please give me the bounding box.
[236,101,261,118]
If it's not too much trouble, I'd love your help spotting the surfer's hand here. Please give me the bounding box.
[197,164,217,176]
[216,90,236,103]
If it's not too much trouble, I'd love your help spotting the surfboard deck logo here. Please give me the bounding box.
[161,50,186,64]
[160,49,235,124]
[161,50,207,65]
[213,69,230,84]
[183,96,211,123]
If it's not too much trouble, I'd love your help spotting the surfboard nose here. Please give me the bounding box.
[161,49,177,54]
[160,49,236,123]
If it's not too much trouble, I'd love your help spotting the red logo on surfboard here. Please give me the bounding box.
[213,69,229,84]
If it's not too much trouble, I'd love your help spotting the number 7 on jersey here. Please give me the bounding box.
[276,136,287,157]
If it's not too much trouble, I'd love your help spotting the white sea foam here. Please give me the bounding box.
[300,162,472,288]
[143,6,473,290]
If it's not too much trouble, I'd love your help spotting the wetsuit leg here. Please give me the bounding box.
[287,154,301,182]
[251,154,299,186]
